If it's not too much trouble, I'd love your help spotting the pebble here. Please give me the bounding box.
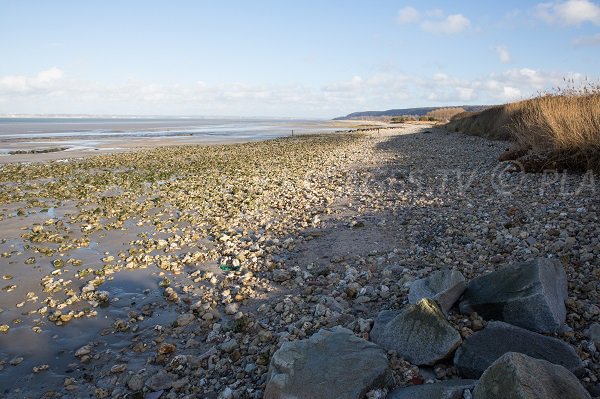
[0,125,598,397]
[220,339,238,353]
[128,373,145,391]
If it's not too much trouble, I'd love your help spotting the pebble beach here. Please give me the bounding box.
[0,123,598,398]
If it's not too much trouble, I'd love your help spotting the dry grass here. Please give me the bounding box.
[426,107,466,121]
[443,105,517,140]
[444,86,600,171]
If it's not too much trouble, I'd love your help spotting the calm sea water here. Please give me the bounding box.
[0,117,337,140]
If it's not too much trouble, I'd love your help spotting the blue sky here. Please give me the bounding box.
[1,0,599,117]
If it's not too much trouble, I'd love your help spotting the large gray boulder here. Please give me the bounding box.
[388,379,476,399]
[454,321,584,378]
[473,352,591,399]
[409,268,467,314]
[370,298,462,365]
[459,258,568,333]
[264,326,392,399]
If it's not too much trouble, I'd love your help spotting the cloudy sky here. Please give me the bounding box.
[1,0,599,117]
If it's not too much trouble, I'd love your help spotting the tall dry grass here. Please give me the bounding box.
[511,92,600,151]
[426,107,466,121]
[445,84,600,171]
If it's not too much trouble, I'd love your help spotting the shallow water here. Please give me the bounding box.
[0,117,344,147]
[0,117,358,165]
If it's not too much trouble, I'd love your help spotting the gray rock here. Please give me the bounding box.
[388,379,476,399]
[409,268,467,314]
[145,370,176,391]
[370,298,462,365]
[454,321,584,378]
[459,258,567,333]
[127,374,144,391]
[264,326,392,399]
[473,352,591,399]
[272,269,292,282]
[220,339,238,353]
[585,322,600,345]
[176,313,195,327]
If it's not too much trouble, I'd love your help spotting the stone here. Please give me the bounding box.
[454,321,584,378]
[218,387,234,399]
[370,299,462,365]
[388,379,476,399]
[409,268,467,314]
[220,339,238,353]
[272,269,292,282]
[176,313,195,327]
[145,370,176,391]
[128,374,144,391]
[75,344,92,357]
[585,322,600,345]
[224,303,239,315]
[459,258,568,333]
[473,352,591,399]
[264,326,392,399]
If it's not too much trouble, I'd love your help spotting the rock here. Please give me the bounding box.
[370,299,462,365]
[145,370,176,391]
[459,258,567,333]
[172,377,189,389]
[272,269,292,282]
[75,344,92,357]
[585,322,600,345]
[220,339,238,353]
[157,343,176,355]
[454,321,584,378]
[218,387,234,399]
[224,303,239,315]
[264,326,392,399]
[176,313,195,327]
[473,352,591,399]
[409,268,466,314]
[9,356,24,366]
[110,364,127,373]
[388,379,476,399]
[128,374,144,391]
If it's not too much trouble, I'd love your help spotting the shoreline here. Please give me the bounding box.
[0,119,383,165]
[0,124,597,397]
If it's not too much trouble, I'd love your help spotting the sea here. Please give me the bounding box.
[0,117,349,159]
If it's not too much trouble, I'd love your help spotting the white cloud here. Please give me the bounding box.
[573,32,600,45]
[421,13,471,34]
[397,6,420,24]
[495,46,512,63]
[0,67,64,93]
[503,86,522,98]
[0,67,589,117]
[426,9,446,18]
[37,67,64,83]
[535,0,600,25]
[396,6,471,34]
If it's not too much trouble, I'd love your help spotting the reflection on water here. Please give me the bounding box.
[0,117,341,140]
[0,117,356,161]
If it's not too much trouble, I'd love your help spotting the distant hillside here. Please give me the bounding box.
[334,105,491,120]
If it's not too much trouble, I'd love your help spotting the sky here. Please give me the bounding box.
[1,0,599,118]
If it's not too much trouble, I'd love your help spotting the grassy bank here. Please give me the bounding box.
[445,89,600,171]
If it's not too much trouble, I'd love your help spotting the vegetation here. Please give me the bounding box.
[444,84,600,171]
[425,107,466,121]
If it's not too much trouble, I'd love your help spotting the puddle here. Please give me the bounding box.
[0,267,179,396]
